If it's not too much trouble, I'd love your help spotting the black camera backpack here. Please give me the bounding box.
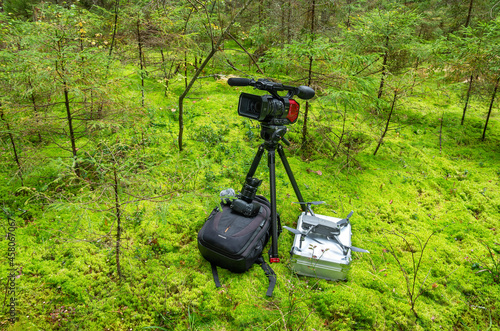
[197,195,278,297]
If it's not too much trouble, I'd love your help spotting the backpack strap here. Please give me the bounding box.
[210,262,221,288]
[210,259,276,297]
[256,256,277,297]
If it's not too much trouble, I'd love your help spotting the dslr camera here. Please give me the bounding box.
[220,177,262,217]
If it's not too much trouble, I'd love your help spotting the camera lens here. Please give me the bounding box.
[240,177,262,202]
[267,99,285,118]
[249,100,262,114]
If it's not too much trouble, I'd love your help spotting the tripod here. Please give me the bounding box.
[245,124,307,262]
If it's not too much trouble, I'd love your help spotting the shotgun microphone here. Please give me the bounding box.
[228,78,253,86]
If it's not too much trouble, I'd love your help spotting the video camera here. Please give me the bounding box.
[228,78,315,125]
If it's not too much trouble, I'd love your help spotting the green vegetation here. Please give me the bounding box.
[0,0,499,329]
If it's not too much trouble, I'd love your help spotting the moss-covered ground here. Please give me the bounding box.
[0,70,499,330]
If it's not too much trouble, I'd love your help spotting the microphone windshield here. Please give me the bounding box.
[296,86,315,100]
[228,78,252,86]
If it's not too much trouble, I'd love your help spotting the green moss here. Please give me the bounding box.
[1,20,499,330]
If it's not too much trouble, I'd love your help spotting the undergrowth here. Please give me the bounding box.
[0,69,499,330]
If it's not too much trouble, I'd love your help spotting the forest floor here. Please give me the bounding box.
[0,73,499,330]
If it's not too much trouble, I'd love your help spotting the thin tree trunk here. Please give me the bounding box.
[28,79,42,142]
[301,0,316,147]
[31,94,42,142]
[181,8,195,90]
[137,17,145,108]
[179,48,217,151]
[346,138,352,168]
[56,38,79,175]
[0,106,23,183]
[79,23,84,53]
[309,0,316,34]
[346,0,352,28]
[439,111,444,153]
[280,0,285,45]
[465,0,474,28]
[100,0,120,120]
[63,83,79,169]
[378,36,389,99]
[374,90,398,155]
[62,87,77,159]
[227,32,263,73]
[108,0,119,58]
[258,0,263,29]
[482,76,499,141]
[184,51,188,89]
[287,0,291,44]
[113,166,122,280]
[333,105,348,158]
[461,74,474,125]
[302,56,313,146]
[90,89,95,122]
[160,49,170,96]
[178,0,255,151]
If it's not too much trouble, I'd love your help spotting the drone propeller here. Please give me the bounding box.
[283,226,323,246]
[285,225,368,254]
[283,226,302,236]
[329,234,370,254]
[293,201,325,205]
[349,245,370,253]
[293,201,325,216]
[337,210,354,227]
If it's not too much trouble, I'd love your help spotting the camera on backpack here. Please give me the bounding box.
[220,177,262,217]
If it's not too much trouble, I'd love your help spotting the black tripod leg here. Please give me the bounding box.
[277,145,306,212]
[268,149,280,262]
[245,144,265,179]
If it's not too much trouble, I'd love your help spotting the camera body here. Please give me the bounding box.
[238,93,300,125]
[228,78,314,125]
[230,198,261,217]
[220,178,263,217]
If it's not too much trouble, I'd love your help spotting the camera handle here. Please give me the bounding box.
[244,125,307,263]
[228,78,315,101]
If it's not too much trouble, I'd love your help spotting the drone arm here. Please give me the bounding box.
[307,204,315,216]
[337,210,354,227]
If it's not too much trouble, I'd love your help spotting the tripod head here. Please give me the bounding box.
[260,124,291,147]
